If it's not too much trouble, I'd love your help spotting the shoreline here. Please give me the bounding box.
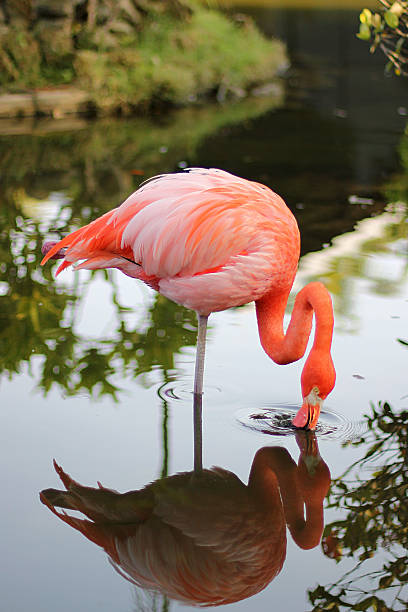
[0,88,92,120]
[0,4,287,121]
[0,79,285,125]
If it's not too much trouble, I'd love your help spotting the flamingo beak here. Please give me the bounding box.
[292,391,322,430]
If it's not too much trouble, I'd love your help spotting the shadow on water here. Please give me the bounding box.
[38,401,408,610]
[40,426,330,607]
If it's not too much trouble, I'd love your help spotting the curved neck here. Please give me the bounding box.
[255,282,334,366]
[248,446,328,550]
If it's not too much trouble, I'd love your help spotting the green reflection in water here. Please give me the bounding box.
[309,401,408,611]
[1,105,407,399]
[294,121,408,327]
[0,90,283,214]
[0,189,199,398]
[1,93,284,398]
[0,205,74,378]
[295,203,408,331]
[301,122,408,328]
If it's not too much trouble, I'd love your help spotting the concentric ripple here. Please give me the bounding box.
[157,379,192,402]
[236,403,366,440]
[157,379,222,403]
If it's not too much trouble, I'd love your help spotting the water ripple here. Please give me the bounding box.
[157,379,222,403]
[236,404,366,441]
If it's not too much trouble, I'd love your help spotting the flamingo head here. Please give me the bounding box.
[41,241,66,260]
[292,350,336,430]
[292,387,323,430]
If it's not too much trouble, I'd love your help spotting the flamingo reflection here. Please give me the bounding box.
[40,432,330,606]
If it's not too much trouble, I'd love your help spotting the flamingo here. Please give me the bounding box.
[40,433,330,606]
[41,168,336,429]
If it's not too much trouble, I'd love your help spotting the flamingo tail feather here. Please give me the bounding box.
[41,209,120,273]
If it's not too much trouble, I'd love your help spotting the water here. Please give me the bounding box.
[1,5,408,612]
[235,403,367,439]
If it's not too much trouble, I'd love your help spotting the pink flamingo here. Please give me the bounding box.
[40,433,330,606]
[42,168,335,429]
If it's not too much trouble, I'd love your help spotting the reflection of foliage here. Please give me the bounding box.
[1,98,284,398]
[0,200,197,400]
[357,2,408,76]
[0,92,282,213]
[0,207,75,377]
[130,294,197,381]
[308,402,408,611]
[296,205,408,330]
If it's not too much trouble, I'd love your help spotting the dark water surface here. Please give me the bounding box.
[1,6,407,612]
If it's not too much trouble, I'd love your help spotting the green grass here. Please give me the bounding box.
[76,9,286,111]
[0,7,286,113]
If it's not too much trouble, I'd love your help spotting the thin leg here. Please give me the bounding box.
[193,313,208,473]
[193,313,208,396]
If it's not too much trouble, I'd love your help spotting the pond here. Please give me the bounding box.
[1,4,407,612]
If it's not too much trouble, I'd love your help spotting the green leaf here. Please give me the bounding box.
[384,11,399,28]
[357,23,372,40]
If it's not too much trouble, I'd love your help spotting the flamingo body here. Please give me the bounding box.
[43,169,300,315]
[42,168,335,429]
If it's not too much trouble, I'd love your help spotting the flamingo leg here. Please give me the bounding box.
[194,314,209,396]
[193,313,208,472]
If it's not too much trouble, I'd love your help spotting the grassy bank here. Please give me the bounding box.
[76,9,286,111]
[0,3,286,115]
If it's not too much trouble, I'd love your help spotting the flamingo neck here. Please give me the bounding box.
[255,282,334,367]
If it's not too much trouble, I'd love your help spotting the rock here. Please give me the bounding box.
[0,88,92,118]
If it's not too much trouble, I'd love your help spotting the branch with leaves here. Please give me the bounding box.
[357,1,408,75]
[308,402,408,611]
